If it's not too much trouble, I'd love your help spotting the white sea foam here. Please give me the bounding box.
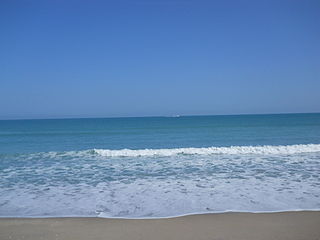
[1,143,319,218]
[1,176,320,218]
[93,144,320,157]
[21,144,320,160]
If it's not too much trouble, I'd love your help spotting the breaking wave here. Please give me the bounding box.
[92,144,320,157]
[14,144,320,160]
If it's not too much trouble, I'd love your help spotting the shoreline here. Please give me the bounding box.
[1,211,320,240]
[1,208,320,220]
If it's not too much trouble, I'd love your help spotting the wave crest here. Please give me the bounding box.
[93,144,320,157]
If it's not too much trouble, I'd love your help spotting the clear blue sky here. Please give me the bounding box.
[1,0,319,119]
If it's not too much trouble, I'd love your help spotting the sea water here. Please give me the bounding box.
[0,113,319,218]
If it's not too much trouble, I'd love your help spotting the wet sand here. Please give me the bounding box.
[1,211,320,240]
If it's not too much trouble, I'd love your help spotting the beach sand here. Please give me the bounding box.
[1,211,319,240]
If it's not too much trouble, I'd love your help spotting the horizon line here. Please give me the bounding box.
[0,111,319,121]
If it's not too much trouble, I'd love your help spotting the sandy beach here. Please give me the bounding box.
[1,211,320,240]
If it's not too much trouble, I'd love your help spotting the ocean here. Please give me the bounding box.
[0,113,320,218]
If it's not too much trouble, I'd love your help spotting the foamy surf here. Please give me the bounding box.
[17,144,320,159]
[93,144,320,157]
[1,143,320,218]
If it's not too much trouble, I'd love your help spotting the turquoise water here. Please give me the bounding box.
[0,113,320,217]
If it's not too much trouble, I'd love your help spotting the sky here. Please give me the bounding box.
[0,0,319,119]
